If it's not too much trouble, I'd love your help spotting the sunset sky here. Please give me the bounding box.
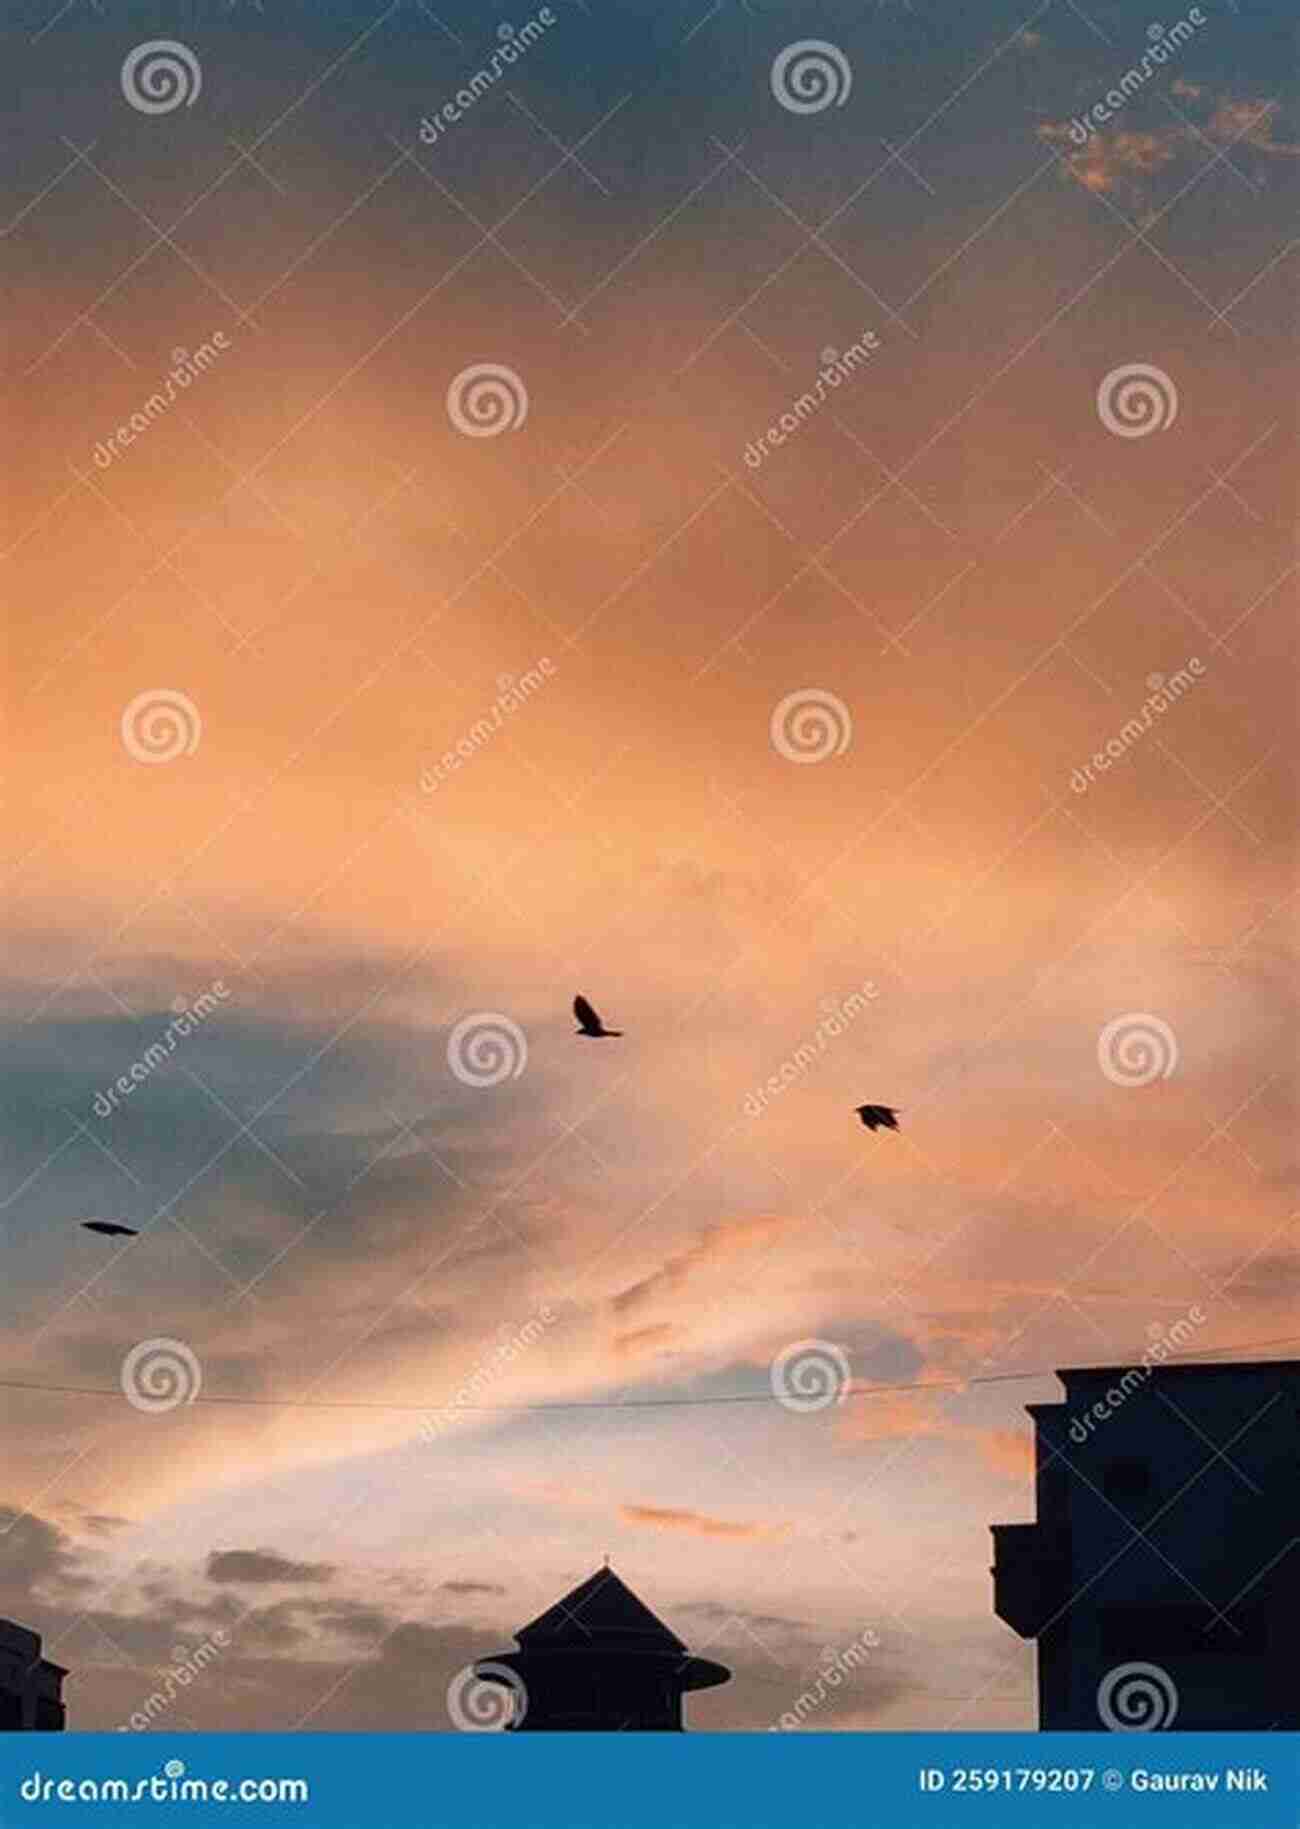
[1,0,1296,1732]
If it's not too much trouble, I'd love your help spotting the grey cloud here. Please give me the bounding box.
[206,1550,337,1586]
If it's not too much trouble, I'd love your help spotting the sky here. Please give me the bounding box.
[0,0,1296,1734]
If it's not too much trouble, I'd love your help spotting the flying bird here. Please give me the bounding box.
[855,1104,900,1133]
[80,1220,139,1238]
[573,994,622,1038]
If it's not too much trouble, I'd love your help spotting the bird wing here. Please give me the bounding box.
[573,994,600,1031]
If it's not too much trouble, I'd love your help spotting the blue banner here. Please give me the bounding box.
[0,1734,1295,1828]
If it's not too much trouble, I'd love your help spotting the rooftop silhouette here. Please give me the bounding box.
[475,1566,730,1731]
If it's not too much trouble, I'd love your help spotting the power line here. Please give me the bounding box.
[1,1335,1298,1414]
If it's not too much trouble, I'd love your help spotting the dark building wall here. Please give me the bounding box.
[0,1621,67,1732]
[993,1362,1300,1730]
[503,1653,685,1731]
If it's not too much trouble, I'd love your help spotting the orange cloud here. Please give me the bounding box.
[839,1389,947,1444]
[978,1428,1036,1482]
[612,1322,678,1359]
[618,1505,784,1540]
[1040,93,1300,204]
[1038,123,1181,196]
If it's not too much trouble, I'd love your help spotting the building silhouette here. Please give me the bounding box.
[0,1621,67,1730]
[992,1358,1300,1729]
[475,1566,730,1730]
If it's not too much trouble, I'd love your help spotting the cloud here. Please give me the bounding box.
[1224,1251,1300,1306]
[47,1502,133,1539]
[1038,123,1180,196]
[1207,97,1300,157]
[233,1598,392,1652]
[438,1580,506,1596]
[674,1599,810,1637]
[0,1508,91,1608]
[838,1389,947,1444]
[206,1550,336,1586]
[1039,92,1300,205]
[836,1388,1039,1489]
[79,1514,132,1537]
[618,1504,784,1540]
[609,1216,788,1318]
[612,1322,677,1359]
[978,1428,1036,1482]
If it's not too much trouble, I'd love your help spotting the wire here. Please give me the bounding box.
[1,1334,1297,1414]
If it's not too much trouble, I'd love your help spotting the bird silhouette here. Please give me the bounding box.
[574,994,622,1038]
[80,1220,139,1238]
[855,1104,900,1133]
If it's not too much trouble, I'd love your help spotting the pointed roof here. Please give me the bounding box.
[515,1568,687,1652]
